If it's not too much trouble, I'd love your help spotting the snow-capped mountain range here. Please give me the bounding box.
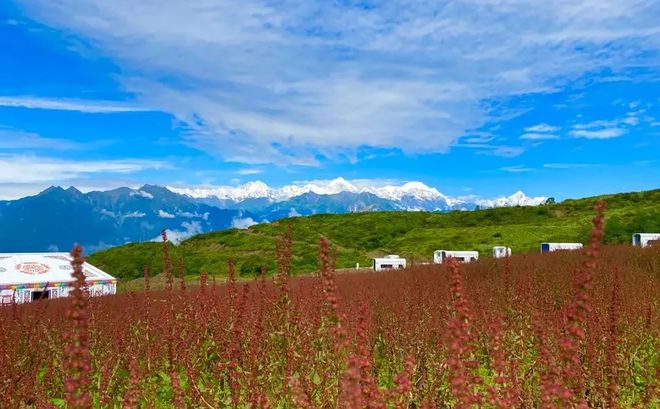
[0,179,547,253]
[168,177,546,210]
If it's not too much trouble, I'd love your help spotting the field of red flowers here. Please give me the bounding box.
[1,203,658,408]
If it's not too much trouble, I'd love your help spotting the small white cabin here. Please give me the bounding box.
[372,255,406,271]
[433,250,479,264]
[632,233,660,248]
[0,253,117,305]
[492,246,512,258]
[540,243,583,253]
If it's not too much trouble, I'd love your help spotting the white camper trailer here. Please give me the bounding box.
[433,250,479,264]
[493,246,512,258]
[0,253,117,305]
[372,255,406,271]
[540,243,583,253]
[632,233,660,248]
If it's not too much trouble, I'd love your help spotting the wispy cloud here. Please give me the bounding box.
[14,0,660,163]
[622,116,640,126]
[0,96,152,113]
[525,123,559,133]
[460,141,526,157]
[570,128,626,139]
[0,128,85,150]
[570,107,651,139]
[543,163,599,169]
[520,123,560,140]
[462,133,496,144]
[236,168,262,175]
[0,154,171,183]
[633,159,654,166]
[489,146,525,158]
[500,165,534,173]
[520,132,560,140]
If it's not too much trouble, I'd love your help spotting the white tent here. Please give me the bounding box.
[540,243,583,253]
[372,255,407,271]
[433,250,479,264]
[632,233,660,248]
[492,246,512,258]
[0,253,116,305]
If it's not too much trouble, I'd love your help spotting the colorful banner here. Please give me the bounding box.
[0,279,116,291]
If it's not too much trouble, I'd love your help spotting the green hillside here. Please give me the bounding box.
[88,189,660,281]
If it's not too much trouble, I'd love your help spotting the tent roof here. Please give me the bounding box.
[0,253,115,288]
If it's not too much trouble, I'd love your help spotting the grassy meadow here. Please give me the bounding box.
[87,189,660,286]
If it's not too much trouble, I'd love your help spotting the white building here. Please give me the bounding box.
[0,253,116,305]
[540,243,583,253]
[372,255,407,271]
[433,250,479,264]
[632,233,660,248]
[492,246,512,258]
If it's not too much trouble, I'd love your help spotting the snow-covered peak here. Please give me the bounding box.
[366,182,436,200]
[166,186,221,199]
[169,178,445,203]
[169,178,361,202]
[295,177,360,196]
[168,181,275,202]
[476,191,547,208]
[230,181,271,201]
[323,177,360,194]
[168,179,546,210]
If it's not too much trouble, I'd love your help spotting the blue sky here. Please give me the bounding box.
[1,0,659,200]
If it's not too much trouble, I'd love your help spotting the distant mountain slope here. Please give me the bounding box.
[88,189,660,282]
[258,191,400,220]
[0,185,253,252]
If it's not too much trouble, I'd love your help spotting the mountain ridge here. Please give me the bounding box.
[167,178,547,210]
[0,181,550,253]
[0,185,253,253]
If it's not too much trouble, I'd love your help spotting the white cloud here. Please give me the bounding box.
[572,120,619,130]
[0,96,151,113]
[155,221,203,244]
[288,208,301,217]
[0,128,84,150]
[14,0,660,163]
[622,116,640,126]
[463,134,495,144]
[488,146,525,157]
[520,123,560,140]
[520,133,560,140]
[524,123,559,133]
[543,163,598,169]
[500,165,534,173]
[122,211,146,219]
[131,190,154,199]
[178,211,209,219]
[158,210,175,218]
[99,209,117,218]
[0,154,170,183]
[570,109,648,139]
[231,217,258,229]
[237,168,262,175]
[570,128,626,139]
